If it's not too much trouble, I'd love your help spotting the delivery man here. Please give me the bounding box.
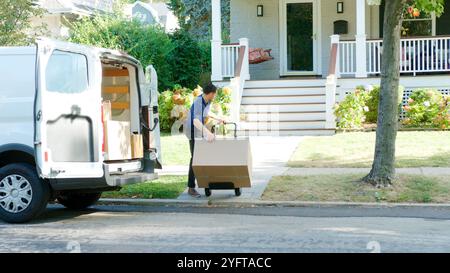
[184,83,225,198]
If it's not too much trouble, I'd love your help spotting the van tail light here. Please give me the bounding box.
[44,151,49,162]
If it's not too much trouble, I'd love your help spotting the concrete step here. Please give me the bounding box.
[244,79,326,88]
[241,103,326,113]
[236,129,335,137]
[242,112,326,122]
[241,95,326,105]
[239,120,326,130]
[243,87,325,97]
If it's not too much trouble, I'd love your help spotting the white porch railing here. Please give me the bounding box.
[229,44,249,123]
[338,36,450,76]
[338,40,356,76]
[219,38,250,80]
[221,43,240,78]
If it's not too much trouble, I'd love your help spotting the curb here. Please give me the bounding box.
[98,198,450,209]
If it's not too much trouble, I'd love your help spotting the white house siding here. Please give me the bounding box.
[230,0,280,80]
[230,0,380,79]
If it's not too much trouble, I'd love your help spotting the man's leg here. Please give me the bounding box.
[187,139,196,188]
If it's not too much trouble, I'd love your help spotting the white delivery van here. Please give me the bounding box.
[0,38,162,223]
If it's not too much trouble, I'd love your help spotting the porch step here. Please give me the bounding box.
[236,129,335,137]
[241,103,326,113]
[237,79,333,136]
[242,112,326,122]
[241,94,326,105]
[243,87,325,97]
[244,79,327,88]
[239,121,326,130]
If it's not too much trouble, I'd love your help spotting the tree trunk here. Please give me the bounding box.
[363,0,406,187]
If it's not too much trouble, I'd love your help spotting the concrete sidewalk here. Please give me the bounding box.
[283,167,450,176]
[175,136,303,200]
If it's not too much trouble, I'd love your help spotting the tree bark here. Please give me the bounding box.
[363,0,406,187]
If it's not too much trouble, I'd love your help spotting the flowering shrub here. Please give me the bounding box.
[335,85,404,129]
[158,85,232,132]
[334,87,370,129]
[403,89,449,129]
[364,85,404,124]
[434,96,450,129]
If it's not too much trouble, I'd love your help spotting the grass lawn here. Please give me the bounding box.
[289,131,450,168]
[161,132,190,166]
[262,174,450,203]
[102,176,187,199]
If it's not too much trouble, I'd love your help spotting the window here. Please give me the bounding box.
[45,50,88,93]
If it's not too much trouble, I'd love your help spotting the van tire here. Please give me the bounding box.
[57,192,102,210]
[0,163,50,223]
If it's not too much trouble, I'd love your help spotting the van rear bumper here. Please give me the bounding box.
[105,172,158,187]
[49,163,158,191]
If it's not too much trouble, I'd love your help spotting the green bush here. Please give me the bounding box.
[158,85,194,132]
[335,85,405,129]
[403,89,448,128]
[364,85,404,124]
[334,88,370,129]
[158,85,232,132]
[68,14,211,92]
[69,16,175,91]
[168,30,204,89]
[434,96,450,129]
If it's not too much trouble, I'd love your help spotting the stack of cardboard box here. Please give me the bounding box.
[102,101,144,161]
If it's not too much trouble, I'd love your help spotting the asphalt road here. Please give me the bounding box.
[1,204,450,253]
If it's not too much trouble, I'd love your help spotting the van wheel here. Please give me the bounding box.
[0,163,50,223]
[57,192,102,210]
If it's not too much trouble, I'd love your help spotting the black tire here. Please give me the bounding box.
[0,163,50,223]
[235,188,242,197]
[205,188,211,197]
[57,192,102,210]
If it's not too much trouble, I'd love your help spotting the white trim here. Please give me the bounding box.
[279,0,321,76]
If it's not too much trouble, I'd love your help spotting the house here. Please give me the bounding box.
[32,0,114,38]
[210,0,450,136]
[124,1,179,33]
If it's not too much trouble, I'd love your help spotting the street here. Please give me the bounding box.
[1,204,450,253]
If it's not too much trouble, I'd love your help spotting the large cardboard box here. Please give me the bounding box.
[102,100,112,121]
[193,138,252,189]
[104,120,132,160]
[131,133,144,159]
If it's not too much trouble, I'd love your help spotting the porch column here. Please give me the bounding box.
[211,0,223,81]
[355,0,367,78]
[239,38,250,80]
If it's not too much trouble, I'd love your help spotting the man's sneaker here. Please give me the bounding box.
[188,188,201,198]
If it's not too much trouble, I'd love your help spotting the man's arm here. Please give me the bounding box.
[207,112,228,123]
[193,118,215,142]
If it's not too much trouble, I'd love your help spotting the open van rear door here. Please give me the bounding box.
[34,38,103,179]
[144,65,162,167]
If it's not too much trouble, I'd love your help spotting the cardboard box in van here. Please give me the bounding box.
[192,138,252,189]
[102,100,112,122]
[104,120,132,161]
[131,133,144,159]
